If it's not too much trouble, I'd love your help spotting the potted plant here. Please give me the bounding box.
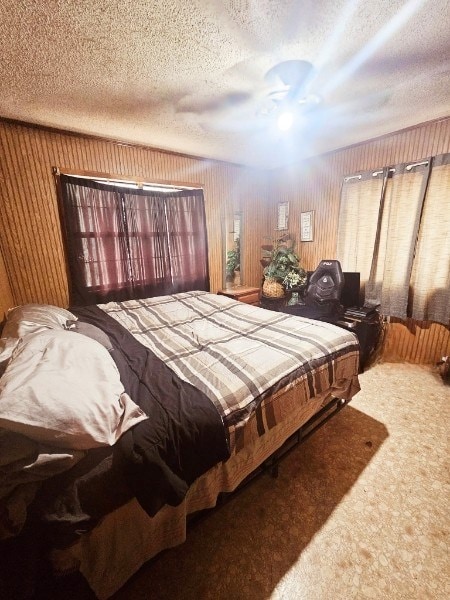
[261,234,306,298]
[226,237,240,284]
[283,269,308,304]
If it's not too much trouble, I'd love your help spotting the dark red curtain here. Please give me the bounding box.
[59,175,209,305]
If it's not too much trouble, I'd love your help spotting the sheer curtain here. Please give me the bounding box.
[125,189,209,296]
[60,177,130,304]
[165,191,210,293]
[409,154,450,323]
[125,192,172,298]
[369,160,431,318]
[59,176,209,305]
[337,154,449,325]
[336,169,386,298]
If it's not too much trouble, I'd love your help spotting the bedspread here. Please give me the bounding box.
[98,291,360,449]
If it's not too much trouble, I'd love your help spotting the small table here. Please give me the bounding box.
[334,314,382,371]
[217,286,260,306]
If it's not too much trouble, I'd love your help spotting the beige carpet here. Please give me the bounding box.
[112,362,450,600]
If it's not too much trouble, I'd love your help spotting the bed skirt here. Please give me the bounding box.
[55,371,358,599]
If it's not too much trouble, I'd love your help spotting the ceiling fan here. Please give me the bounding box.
[258,59,322,130]
[176,59,322,132]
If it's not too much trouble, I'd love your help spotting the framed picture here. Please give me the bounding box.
[300,210,314,241]
[277,202,289,230]
[233,213,241,242]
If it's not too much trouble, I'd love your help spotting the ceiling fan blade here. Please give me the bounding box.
[264,60,314,88]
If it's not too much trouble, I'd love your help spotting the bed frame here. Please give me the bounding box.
[50,380,355,599]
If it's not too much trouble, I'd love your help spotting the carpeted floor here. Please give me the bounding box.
[109,362,449,600]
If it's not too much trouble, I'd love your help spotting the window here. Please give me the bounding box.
[337,153,450,325]
[58,174,209,305]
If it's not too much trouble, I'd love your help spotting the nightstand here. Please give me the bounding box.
[334,313,383,371]
[260,295,287,311]
[217,286,260,306]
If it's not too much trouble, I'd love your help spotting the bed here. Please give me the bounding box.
[0,290,360,598]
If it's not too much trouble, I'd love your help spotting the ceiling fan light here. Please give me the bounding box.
[277,110,294,131]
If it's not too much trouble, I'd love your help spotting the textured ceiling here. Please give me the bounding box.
[1,0,449,169]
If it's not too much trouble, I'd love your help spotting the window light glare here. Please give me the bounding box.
[143,185,181,193]
[94,181,189,192]
[95,180,139,189]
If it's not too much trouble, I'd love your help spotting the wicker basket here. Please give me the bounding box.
[262,277,285,298]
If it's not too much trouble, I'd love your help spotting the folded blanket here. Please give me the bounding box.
[72,305,231,516]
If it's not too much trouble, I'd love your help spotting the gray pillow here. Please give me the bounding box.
[67,320,114,351]
[3,304,77,339]
[2,304,79,376]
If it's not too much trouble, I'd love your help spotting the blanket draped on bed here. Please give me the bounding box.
[98,291,360,446]
[71,305,231,517]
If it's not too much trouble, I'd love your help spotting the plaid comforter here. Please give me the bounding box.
[99,291,360,433]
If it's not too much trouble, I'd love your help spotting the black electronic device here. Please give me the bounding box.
[345,304,380,319]
[306,271,360,309]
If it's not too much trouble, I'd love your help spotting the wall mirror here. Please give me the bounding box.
[223,211,242,289]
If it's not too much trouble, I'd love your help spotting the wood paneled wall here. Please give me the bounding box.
[0,121,270,309]
[1,118,448,364]
[383,318,450,365]
[271,117,450,364]
[0,246,14,320]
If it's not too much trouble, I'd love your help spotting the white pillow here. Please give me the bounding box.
[0,338,17,377]
[3,304,77,339]
[0,329,147,449]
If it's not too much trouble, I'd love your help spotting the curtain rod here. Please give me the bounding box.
[52,167,202,190]
[406,160,429,171]
[372,168,396,177]
[345,159,428,182]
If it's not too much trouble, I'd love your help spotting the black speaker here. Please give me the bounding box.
[341,272,361,308]
[306,271,360,308]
